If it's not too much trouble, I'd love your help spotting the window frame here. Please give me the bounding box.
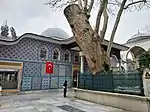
[74,53,79,63]
[64,50,71,62]
[52,48,60,61]
[39,45,48,60]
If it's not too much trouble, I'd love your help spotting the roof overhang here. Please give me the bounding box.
[62,38,129,51]
[0,33,129,51]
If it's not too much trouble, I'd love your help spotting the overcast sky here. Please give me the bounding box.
[0,0,150,44]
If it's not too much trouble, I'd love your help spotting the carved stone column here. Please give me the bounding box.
[79,52,84,73]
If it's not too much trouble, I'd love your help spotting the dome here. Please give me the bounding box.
[130,33,150,39]
[127,32,150,43]
[41,28,69,39]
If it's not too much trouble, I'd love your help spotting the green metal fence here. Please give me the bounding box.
[78,71,144,96]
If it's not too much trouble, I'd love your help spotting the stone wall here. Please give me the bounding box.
[74,88,150,112]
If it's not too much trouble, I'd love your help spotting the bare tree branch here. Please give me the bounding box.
[108,2,120,6]
[107,0,127,56]
[107,0,148,56]
[145,25,150,32]
[84,0,88,12]
[45,0,77,8]
[60,0,78,7]
[88,0,94,13]
[95,0,108,34]
[44,0,61,7]
[78,0,83,9]
[101,7,108,40]
[146,2,150,8]
[124,0,146,9]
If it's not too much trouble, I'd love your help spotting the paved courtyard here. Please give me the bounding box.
[0,90,131,112]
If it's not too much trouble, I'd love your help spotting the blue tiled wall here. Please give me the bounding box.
[0,38,80,63]
[0,37,78,91]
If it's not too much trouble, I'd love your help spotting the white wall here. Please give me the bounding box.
[125,39,150,51]
[121,38,150,71]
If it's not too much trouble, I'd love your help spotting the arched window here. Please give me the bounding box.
[39,46,48,60]
[74,53,79,63]
[64,50,70,62]
[53,48,60,61]
[110,55,118,67]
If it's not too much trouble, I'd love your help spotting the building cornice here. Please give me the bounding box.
[0,33,129,50]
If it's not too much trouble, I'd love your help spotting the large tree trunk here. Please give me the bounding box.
[64,4,110,75]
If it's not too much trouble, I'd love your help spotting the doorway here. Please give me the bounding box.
[73,70,79,87]
[0,69,18,89]
[72,65,80,88]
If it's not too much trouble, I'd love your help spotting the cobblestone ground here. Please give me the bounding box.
[0,90,132,112]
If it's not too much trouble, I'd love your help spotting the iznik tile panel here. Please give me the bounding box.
[21,77,32,90]
[66,77,72,88]
[42,77,51,89]
[0,37,79,63]
[65,65,72,76]
[51,77,58,88]
[41,63,46,76]
[53,64,59,76]
[32,77,41,90]
[0,38,39,60]
[23,62,42,76]
[59,65,66,76]
[59,77,66,88]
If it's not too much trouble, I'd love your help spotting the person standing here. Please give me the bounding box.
[73,79,77,87]
[63,80,67,97]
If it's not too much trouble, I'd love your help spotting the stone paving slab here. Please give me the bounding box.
[0,91,132,112]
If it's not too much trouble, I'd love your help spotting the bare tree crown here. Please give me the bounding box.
[45,0,149,34]
[45,0,149,73]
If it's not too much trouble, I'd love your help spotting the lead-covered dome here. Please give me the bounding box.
[41,28,69,39]
[126,32,150,43]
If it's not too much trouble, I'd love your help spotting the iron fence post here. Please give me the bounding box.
[112,73,114,92]
[92,75,94,90]
[78,72,80,88]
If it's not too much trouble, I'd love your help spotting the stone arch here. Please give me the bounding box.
[126,46,146,69]
[126,46,146,60]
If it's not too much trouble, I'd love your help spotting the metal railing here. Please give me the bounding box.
[78,71,144,96]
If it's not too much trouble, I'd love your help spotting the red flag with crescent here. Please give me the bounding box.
[45,62,54,74]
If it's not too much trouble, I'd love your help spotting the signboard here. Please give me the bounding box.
[45,62,53,74]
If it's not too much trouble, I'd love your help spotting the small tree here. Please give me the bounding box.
[139,51,150,71]
[46,0,149,75]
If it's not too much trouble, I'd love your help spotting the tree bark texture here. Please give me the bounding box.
[64,4,110,75]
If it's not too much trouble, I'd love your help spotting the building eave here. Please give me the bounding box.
[103,39,129,51]
[0,33,129,51]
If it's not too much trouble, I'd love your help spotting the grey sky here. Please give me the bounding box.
[0,0,150,44]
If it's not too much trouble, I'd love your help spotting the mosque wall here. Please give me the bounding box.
[0,37,80,91]
[121,35,150,71]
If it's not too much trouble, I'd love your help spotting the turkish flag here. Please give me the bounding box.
[45,61,54,74]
